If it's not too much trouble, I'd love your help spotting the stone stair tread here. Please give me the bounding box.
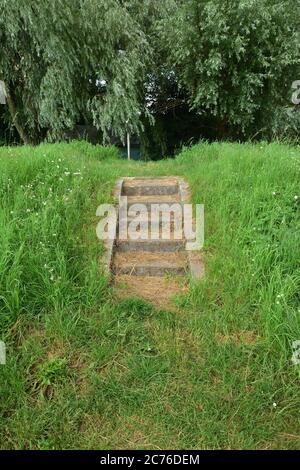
[113,252,188,276]
[114,251,187,265]
[122,178,179,196]
[111,176,204,287]
[126,194,181,203]
[123,177,178,185]
[119,215,180,223]
[116,238,185,252]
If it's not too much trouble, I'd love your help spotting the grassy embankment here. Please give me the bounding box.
[0,140,299,449]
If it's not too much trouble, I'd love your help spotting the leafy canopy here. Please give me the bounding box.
[0,0,299,144]
[0,0,151,142]
[160,0,300,137]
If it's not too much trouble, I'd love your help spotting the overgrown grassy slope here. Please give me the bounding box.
[0,141,299,449]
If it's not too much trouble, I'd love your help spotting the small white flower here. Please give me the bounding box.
[294,195,298,200]
[273,402,277,408]
[26,209,31,213]
[272,191,276,196]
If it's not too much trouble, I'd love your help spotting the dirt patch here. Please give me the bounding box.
[216,330,259,345]
[114,274,188,309]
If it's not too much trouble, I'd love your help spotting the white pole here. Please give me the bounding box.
[0,81,7,105]
[127,132,131,160]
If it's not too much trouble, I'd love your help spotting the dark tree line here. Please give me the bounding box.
[0,0,299,156]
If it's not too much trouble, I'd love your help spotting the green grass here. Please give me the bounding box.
[0,140,299,449]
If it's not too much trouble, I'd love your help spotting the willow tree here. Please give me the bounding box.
[160,0,300,139]
[0,0,151,143]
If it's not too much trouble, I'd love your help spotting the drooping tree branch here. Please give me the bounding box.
[4,82,32,145]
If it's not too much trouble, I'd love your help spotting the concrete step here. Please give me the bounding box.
[119,212,181,224]
[116,238,185,252]
[122,178,179,196]
[113,252,188,276]
[126,194,180,203]
[117,222,184,240]
[125,196,183,212]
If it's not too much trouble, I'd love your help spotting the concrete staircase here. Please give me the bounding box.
[112,177,190,277]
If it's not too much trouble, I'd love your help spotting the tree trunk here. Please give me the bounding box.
[4,82,32,145]
[217,117,229,139]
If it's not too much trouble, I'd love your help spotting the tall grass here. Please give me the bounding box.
[0,140,299,449]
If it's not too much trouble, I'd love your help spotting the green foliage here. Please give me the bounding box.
[0,0,151,142]
[160,0,300,138]
[0,141,117,329]
[37,358,67,387]
[0,141,299,449]
[0,1,299,147]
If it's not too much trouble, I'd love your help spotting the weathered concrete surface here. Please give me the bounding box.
[100,178,122,274]
[113,261,187,276]
[123,179,179,196]
[113,251,188,276]
[106,177,205,292]
[188,252,205,279]
[116,239,185,252]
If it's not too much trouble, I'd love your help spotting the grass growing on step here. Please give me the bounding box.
[0,140,299,449]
